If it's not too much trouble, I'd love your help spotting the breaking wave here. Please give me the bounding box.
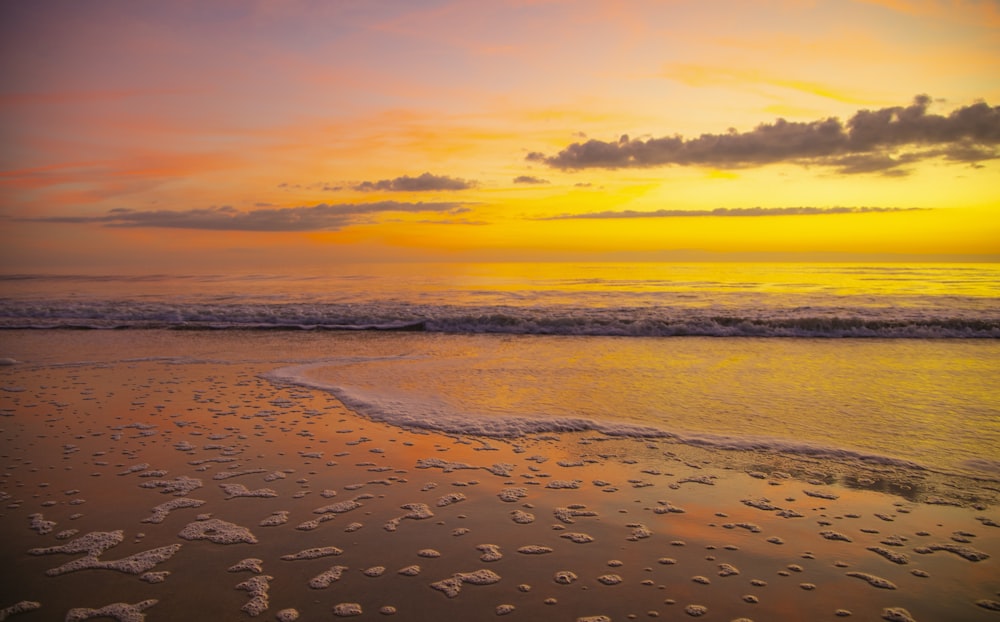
[1,300,997,338]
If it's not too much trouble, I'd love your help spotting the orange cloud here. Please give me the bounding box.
[0,161,109,191]
[856,0,1000,27]
[663,64,875,104]
[3,152,238,189]
[0,88,197,108]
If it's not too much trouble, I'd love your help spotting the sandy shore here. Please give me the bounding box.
[1,335,998,621]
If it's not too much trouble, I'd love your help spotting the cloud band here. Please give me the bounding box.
[354,172,476,192]
[537,206,928,220]
[527,95,1000,175]
[29,201,470,232]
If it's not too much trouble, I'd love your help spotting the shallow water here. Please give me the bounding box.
[275,333,1000,479]
[4,329,998,481]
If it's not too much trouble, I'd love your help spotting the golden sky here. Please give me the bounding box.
[1,0,998,270]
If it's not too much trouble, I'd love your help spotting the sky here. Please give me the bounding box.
[1,0,999,271]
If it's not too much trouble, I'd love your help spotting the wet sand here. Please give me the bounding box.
[1,332,998,621]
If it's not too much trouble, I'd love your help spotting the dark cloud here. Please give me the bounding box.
[277,182,342,191]
[31,201,470,232]
[537,206,927,220]
[823,153,922,176]
[512,175,550,184]
[529,95,1000,174]
[354,172,476,192]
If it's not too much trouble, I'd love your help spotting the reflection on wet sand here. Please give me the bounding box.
[2,350,998,621]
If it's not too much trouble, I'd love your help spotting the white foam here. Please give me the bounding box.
[845,571,897,589]
[0,601,41,618]
[43,544,182,577]
[178,519,257,544]
[309,565,348,589]
[235,575,271,615]
[281,546,343,561]
[65,600,158,622]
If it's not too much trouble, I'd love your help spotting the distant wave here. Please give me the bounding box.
[2,300,997,338]
[427,313,1000,338]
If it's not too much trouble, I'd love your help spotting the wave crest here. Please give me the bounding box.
[2,300,997,338]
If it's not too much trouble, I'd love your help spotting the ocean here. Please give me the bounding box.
[3,262,998,337]
[1,262,998,481]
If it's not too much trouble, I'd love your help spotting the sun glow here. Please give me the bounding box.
[1,1,997,271]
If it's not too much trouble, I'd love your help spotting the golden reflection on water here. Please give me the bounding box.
[402,261,1000,300]
[7,262,998,307]
[305,335,1000,478]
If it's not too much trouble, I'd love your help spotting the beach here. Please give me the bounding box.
[5,0,1000,618]
[1,329,997,621]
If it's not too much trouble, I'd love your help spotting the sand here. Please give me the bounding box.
[1,332,998,621]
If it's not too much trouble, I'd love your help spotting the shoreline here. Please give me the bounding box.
[1,335,998,620]
[266,352,1000,495]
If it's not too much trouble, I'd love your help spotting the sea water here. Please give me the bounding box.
[1,262,998,479]
[263,333,996,477]
[3,262,998,336]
